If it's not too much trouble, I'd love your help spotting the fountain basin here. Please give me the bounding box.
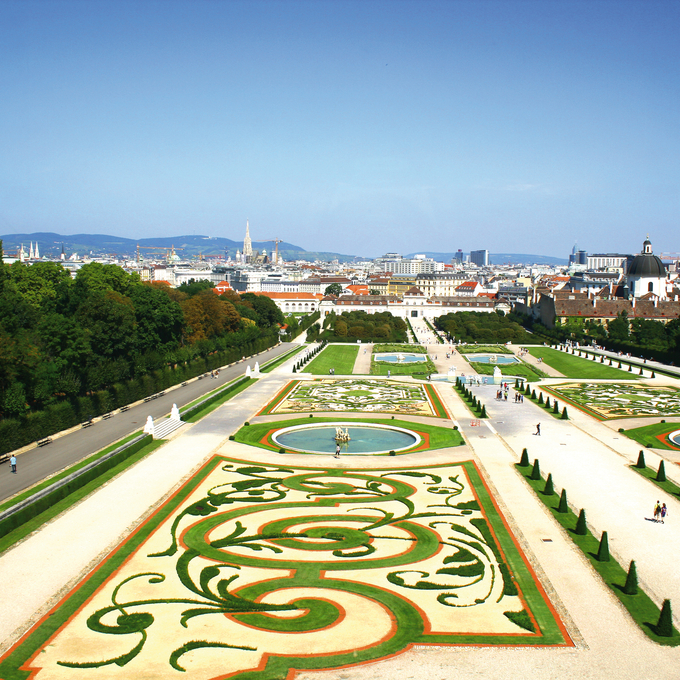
[467,354,519,364]
[669,430,680,448]
[273,422,421,454]
[374,353,427,364]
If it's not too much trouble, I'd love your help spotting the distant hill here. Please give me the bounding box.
[405,251,568,265]
[0,232,363,264]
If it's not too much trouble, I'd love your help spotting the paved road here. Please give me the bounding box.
[0,342,296,504]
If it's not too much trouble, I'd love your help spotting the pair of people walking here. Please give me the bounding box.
[653,501,668,523]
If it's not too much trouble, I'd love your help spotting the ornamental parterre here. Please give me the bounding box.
[264,379,440,417]
[547,383,680,419]
[3,459,570,680]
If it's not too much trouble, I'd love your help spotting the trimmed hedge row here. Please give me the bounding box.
[0,334,278,456]
[0,434,153,539]
[181,377,253,421]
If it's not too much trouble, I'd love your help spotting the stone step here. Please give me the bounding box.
[152,418,185,440]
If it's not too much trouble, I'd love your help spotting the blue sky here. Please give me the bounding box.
[0,0,678,258]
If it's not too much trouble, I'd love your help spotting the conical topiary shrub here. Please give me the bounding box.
[657,460,667,482]
[657,600,674,637]
[623,560,638,595]
[525,382,532,395]
[636,451,646,469]
[618,362,622,368]
[530,459,541,480]
[553,400,560,413]
[629,364,633,372]
[543,473,554,495]
[561,407,569,420]
[575,509,587,535]
[519,448,529,466]
[545,397,551,409]
[596,531,610,562]
[538,393,544,405]
[640,367,644,375]
[480,404,487,418]
[292,366,297,372]
[652,371,656,378]
[531,390,537,400]
[558,488,568,513]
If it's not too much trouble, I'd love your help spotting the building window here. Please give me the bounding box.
[648,282,654,292]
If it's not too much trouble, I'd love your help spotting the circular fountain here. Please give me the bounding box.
[273,422,421,454]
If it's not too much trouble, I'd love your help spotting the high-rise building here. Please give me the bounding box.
[470,249,489,266]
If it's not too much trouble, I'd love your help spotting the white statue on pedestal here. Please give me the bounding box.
[143,415,155,436]
[170,404,181,421]
[493,366,502,384]
[245,366,252,377]
[254,361,260,374]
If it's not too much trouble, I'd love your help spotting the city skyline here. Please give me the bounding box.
[1,0,678,258]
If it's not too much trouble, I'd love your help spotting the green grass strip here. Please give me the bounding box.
[374,343,427,354]
[183,379,256,423]
[528,347,638,380]
[0,430,142,515]
[302,345,359,375]
[235,417,464,453]
[0,439,165,554]
[261,346,305,373]
[629,463,680,498]
[516,462,680,645]
[469,360,547,381]
[458,345,513,354]
[370,356,437,376]
[620,422,680,451]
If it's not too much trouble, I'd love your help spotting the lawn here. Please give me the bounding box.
[235,416,464,453]
[458,345,513,354]
[371,356,436,376]
[468,360,547,381]
[302,344,359,374]
[374,343,427,354]
[528,347,636,379]
[621,422,680,451]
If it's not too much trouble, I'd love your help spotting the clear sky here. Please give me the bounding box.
[0,0,678,258]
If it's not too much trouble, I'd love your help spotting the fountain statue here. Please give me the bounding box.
[493,365,502,384]
[334,427,351,443]
[490,354,497,363]
[397,353,405,363]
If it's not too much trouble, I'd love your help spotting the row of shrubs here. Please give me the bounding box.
[423,318,445,343]
[292,341,328,372]
[523,382,569,420]
[282,310,320,342]
[518,450,677,640]
[455,378,488,418]
[0,334,278,456]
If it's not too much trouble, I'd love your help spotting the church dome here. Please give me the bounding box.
[627,238,666,277]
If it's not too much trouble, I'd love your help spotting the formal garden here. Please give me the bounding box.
[0,458,570,680]
[260,379,448,418]
[544,383,680,420]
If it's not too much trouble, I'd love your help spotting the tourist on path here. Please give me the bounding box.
[10,455,17,473]
[661,503,668,523]
[335,444,340,459]
[535,423,541,436]
[654,501,661,521]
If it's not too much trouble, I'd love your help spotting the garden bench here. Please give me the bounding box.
[143,396,153,402]
[37,437,52,447]
[102,412,113,420]
[81,417,94,428]
[0,453,8,464]
[119,405,129,412]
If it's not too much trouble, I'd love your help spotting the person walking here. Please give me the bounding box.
[9,455,17,473]
[661,503,668,523]
[654,501,661,522]
[535,423,541,436]
[335,444,341,459]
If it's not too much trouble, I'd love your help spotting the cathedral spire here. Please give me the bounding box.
[243,219,253,259]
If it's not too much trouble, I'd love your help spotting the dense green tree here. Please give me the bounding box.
[607,311,630,342]
[177,278,215,296]
[240,293,284,327]
[324,283,343,296]
[8,261,72,308]
[75,262,140,296]
[129,284,185,352]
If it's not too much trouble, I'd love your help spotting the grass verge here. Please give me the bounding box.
[302,345,359,375]
[629,463,680,498]
[261,346,305,373]
[516,461,680,645]
[234,416,464,453]
[371,357,437,376]
[458,345,513,354]
[469,360,547,381]
[528,347,637,379]
[0,438,165,554]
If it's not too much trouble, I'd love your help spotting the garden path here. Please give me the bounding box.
[352,343,373,374]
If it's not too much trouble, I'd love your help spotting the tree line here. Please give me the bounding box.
[0,242,284,419]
